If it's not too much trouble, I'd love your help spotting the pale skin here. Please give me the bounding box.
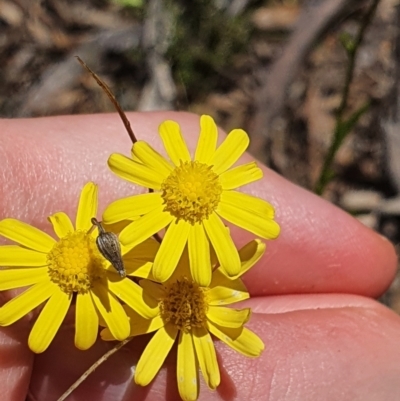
[0,112,398,401]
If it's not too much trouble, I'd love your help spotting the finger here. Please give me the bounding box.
[239,166,397,297]
[28,294,400,401]
[0,318,33,401]
[0,113,396,297]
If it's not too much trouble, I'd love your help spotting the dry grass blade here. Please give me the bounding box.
[76,56,137,144]
[55,337,133,401]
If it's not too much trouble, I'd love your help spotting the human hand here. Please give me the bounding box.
[0,112,398,401]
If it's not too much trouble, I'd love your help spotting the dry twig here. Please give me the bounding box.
[55,337,133,401]
[76,56,138,144]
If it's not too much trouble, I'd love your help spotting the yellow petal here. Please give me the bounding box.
[0,246,47,267]
[108,153,164,189]
[130,146,143,163]
[98,313,107,328]
[48,212,74,239]
[0,280,56,325]
[119,207,174,250]
[140,279,166,300]
[153,219,190,282]
[192,326,220,390]
[28,289,71,353]
[99,327,113,341]
[75,292,99,350]
[101,308,163,340]
[188,223,211,287]
[125,305,164,336]
[207,269,249,305]
[132,141,173,176]
[209,239,265,281]
[207,322,264,357]
[90,282,130,341]
[123,238,159,278]
[135,324,178,386]
[220,191,275,219]
[194,115,217,163]
[107,275,158,318]
[219,162,263,190]
[177,330,199,401]
[75,182,98,231]
[103,193,164,224]
[159,120,191,165]
[103,220,133,235]
[234,239,266,279]
[203,213,241,277]
[210,242,218,268]
[123,237,160,260]
[0,266,48,290]
[210,129,249,175]
[217,201,280,239]
[207,306,251,328]
[125,260,153,279]
[0,219,55,253]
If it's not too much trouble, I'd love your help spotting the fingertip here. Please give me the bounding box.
[242,169,398,297]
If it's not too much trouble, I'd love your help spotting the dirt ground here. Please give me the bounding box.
[1,0,400,309]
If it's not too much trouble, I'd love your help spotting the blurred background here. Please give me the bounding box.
[1,0,400,308]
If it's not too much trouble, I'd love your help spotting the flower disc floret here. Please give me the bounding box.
[161,161,222,225]
[160,277,207,332]
[47,230,106,294]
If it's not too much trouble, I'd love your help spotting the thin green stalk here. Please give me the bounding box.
[314,0,381,195]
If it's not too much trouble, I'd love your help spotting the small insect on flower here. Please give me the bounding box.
[0,182,157,353]
[89,218,126,278]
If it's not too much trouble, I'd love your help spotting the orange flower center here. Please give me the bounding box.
[160,277,208,332]
[161,161,222,224]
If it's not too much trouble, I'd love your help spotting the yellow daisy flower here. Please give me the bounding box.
[104,115,280,286]
[101,239,265,401]
[0,182,157,353]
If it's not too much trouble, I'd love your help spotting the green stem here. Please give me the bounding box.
[314,0,381,195]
